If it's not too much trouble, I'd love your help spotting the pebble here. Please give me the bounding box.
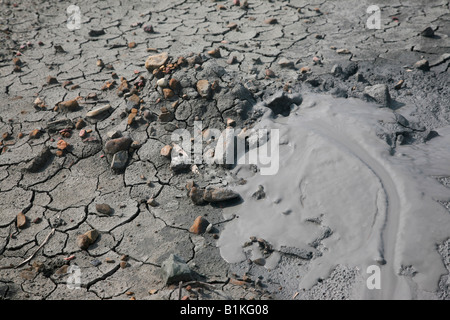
[111,150,129,170]
[58,98,79,113]
[394,80,404,90]
[143,25,154,33]
[265,69,275,78]
[158,108,175,122]
[29,129,42,139]
[160,145,173,158]
[105,136,132,154]
[163,88,175,99]
[189,187,206,205]
[86,104,111,117]
[203,187,240,203]
[170,144,191,172]
[77,229,99,250]
[96,59,104,67]
[75,118,86,130]
[196,80,211,98]
[189,216,210,234]
[96,203,113,215]
[227,23,238,29]
[106,130,122,139]
[120,261,128,269]
[336,48,351,54]
[79,129,86,138]
[16,212,27,229]
[46,76,58,85]
[208,48,221,58]
[414,59,430,71]
[145,52,169,71]
[91,259,102,267]
[57,139,69,151]
[157,78,168,87]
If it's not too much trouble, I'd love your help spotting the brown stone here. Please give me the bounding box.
[160,145,173,158]
[196,80,211,98]
[208,48,221,58]
[96,203,113,215]
[46,76,58,85]
[163,88,174,99]
[128,42,136,48]
[75,118,86,129]
[57,139,69,150]
[105,137,133,154]
[395,80,404,90]
[189,216,210,234]
[189,187,205,205]
[169,78,179,91]
[127,113,136,125]
[16,212,27,229]
[58,98,79,112]
[145,52,169,71]
[265,69,275,78]
[120,261,128,269]
[29,129,41,139]
[76,234,91,250]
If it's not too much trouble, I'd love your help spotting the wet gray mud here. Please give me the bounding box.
[0,0,449,300]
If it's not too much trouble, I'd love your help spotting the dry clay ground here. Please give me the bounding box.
[0,0,449,300]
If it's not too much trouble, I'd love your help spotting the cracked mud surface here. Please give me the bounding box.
[0,0,449,300]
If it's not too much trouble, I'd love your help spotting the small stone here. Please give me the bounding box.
[226,118,236,127]
[421,27,435,38]
[189,216,210,234]
[161,254,192,285]
[128,41,136,48]
[2,132,10,140]
[120,255,129,261]
[29,128,42,139]
[120,261,128,269]
[86,104,111,117]
[75,119,86,130]
[336,48,351,54]
[16,212,27,229]
[217,4,226,10]
[85,229,99,244]
[414,59,430,71]
[227,23,238,29]
[265,69,275,78]
[127,113,136,125]
[208,48,221,58]
[79,129,86,138]
[105,137,132,154]
[89,29,105,37]
[58,98,80,112]
[264,18,277,24]
[157,78,168,87]
[233,0,240,5]
[96,203,113,215]
[57,139,69,150]
[394,80,404,90]
[105,258,115,263]
[111,150,129,171]
[106,130,122,139]
[143,25,154,33]
[96,59,104,67]
[253,258,266,266]
[203,187,240,202]
[163,88,175,99]
[196,80,211,98]
[76,234,90,250]
[300,66,311,73]
[145,52,169,71]
[91,259,102,267]
[169,78,179,91]
[46,76,58,85]
[160,145,173,158]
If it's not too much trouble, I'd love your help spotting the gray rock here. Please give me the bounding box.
[421,27,434,38]
[160,254,192,285]
[111,150,128,171]
[46,119,74,132]
[252,185,265,200]
[363,84,391,108]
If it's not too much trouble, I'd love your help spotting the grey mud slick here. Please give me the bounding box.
[218,93,450,300]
